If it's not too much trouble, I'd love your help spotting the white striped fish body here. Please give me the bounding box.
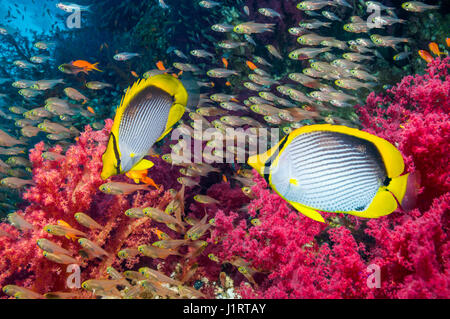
[118,86,173,172]
[270,131,387,214]
[101,75,188,180]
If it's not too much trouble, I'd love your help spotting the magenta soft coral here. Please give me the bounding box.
[366,193,449,298]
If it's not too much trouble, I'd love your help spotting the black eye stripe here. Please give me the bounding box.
[111,132,121,174]
[263,135,288,184]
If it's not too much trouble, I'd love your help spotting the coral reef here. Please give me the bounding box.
[0,58,448,299]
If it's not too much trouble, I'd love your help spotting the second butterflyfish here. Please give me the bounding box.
[248,124,417,223]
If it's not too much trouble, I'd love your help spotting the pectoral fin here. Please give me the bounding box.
[290,201,325,223]
[131,159,154,171]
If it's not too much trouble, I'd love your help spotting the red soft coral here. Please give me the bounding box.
[0,120,179,297]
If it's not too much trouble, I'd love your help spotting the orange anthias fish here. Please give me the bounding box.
[71,60,102,73]
[131,71,139,78]
[418,50,434,63]
[56,220,82,241]
[125,169,159,189]
[87,106,95,114]
[246,60,258,70]
[150,228,170,240]
[428,42,441,56]
[222,57,228,69]
[156,61,166,71]
[446,38,450,47]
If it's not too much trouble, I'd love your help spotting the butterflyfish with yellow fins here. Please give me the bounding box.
[248,124,417,223]
[101,74,189,180]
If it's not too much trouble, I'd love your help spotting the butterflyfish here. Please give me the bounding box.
[248,124,417,223]
[101,74,189,179]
